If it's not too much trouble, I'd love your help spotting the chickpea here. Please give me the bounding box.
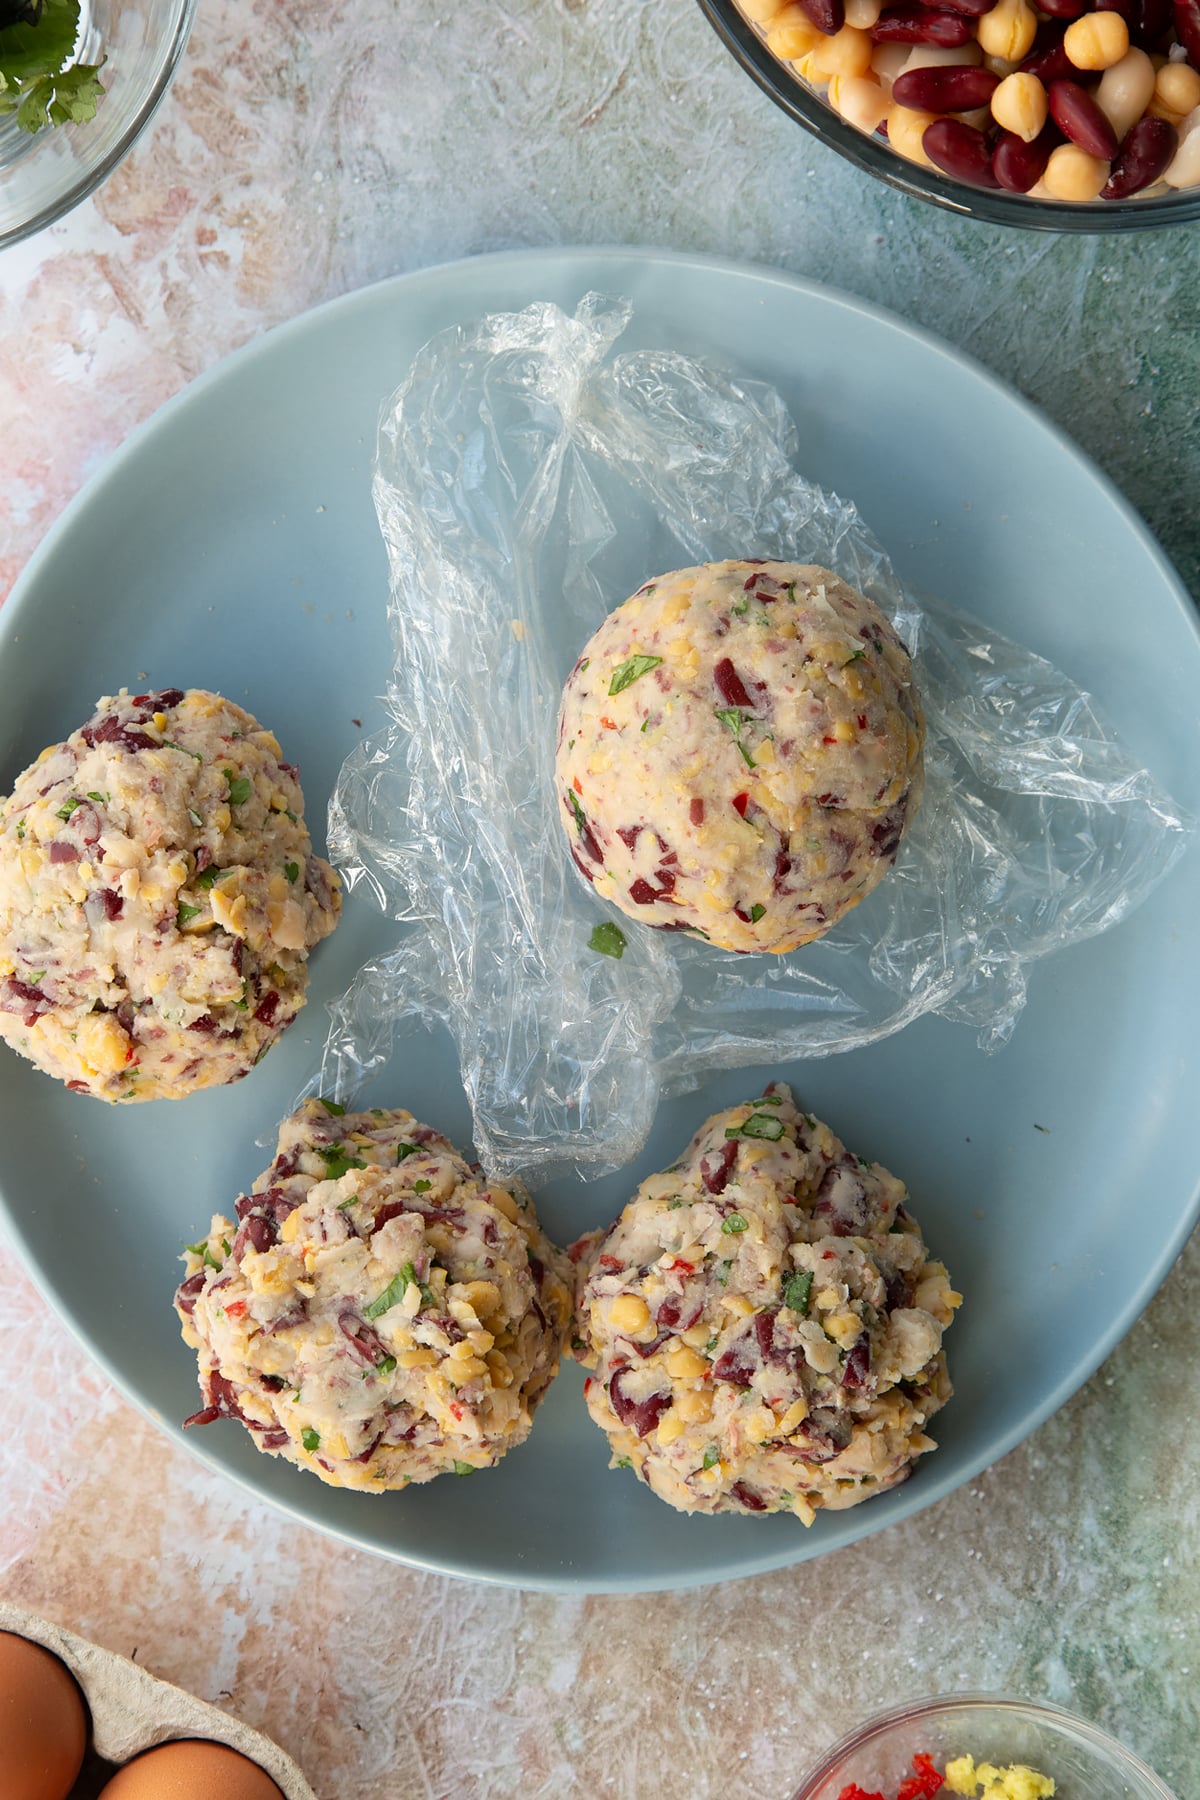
[1042,142,1111,199]
[828,71,890,131]
[1155,60,1200,118]
[1064,10,1131,72]
[887,102,938,164]
[811,24,874,78]
[991,70,1048,141]
[976,0,1038,65]
[766,6,824,60]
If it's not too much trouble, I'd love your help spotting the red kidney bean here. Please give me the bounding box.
[1020,25,1076,82]
[923,117,1004,183]
[799,0,845,31]
[993,124,1057,188]
[1134,0,1173,44]
[1101,114,1178,194]
[893,63,1000,107]
[871,3,975,42]
[1021,32,1072,82]
[932,0,998,14]
[1175,0,1200,63]
[1049,79,1119,157]
[1039,0,1089,16]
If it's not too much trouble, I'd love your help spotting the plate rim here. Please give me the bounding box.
[2,244,1198,1593]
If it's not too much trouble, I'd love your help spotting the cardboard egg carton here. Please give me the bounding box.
[0,1602,317,1799]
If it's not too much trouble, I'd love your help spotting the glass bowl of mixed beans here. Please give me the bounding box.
[788,1694,1181,1800]
[697,0,1200,225]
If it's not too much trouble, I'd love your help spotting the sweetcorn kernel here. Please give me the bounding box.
[609,1293,652,1333]
[666,1345,709,1380]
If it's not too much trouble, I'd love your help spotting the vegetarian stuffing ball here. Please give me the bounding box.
[176,1099,574,1490]
[0,687,340,1100]
[555,560,924,954]
[572,1084,959,1522]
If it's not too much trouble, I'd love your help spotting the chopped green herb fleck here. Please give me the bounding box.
[609,653,663,696]
[87,791,108,804]
[284,861,300,884]
[568,789,587,834]
[202,1247,223,1271]
[748,903,766,924]
[666,1198,684,1210]
[176,901,202,929]
[317,1144,367,1179]
[615,1456,633,1470]
[301,1427,320,1452]
[184,1240,208,1257]
[221,1238,231,1256]
[163,741,204,762]
[56,796,82,820]
[755,1092,784,1105]
[453,1460,476,1476]
[413,1179,432,1193]
[233,981,248,1011]
[640,718,650,733]
[716,1258,733,1287]
[588,920,627,960]
[725,1113,786,1142]
[704,1335,718,1354]
[225,772,252,805]
[15,820,25,839]
[395,1142,421,1164]
[702,1444,721,1470]
[376,1355,397,1376]
[721,1213,749,1235]
[284,808,298,823]
[364,1272,410,1319]
[715,707,755,769]
[319,1097,346,1116]
[782,1270,813,1314]
[730,598,750,617]
[844,649,868,665]
[195,866,225,889]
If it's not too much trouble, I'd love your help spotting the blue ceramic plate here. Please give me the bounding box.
[1,248,1197,1592]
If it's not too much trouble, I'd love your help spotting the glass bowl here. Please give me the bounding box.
[696,0,1200,231]
[790,1694,1180,1800]
[0,0,195,249]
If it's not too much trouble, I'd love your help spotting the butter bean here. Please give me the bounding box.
[1095,47,1156,139]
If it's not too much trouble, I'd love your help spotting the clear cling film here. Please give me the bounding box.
[304,295,1191,1180]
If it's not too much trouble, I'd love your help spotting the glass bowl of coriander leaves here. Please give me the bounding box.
[0,0,195,247]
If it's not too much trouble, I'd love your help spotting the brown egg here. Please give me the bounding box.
[98,1738,286,1800]
[0,1630,89,1800]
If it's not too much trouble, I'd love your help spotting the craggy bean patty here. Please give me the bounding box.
[556,561,924,953]
[176,1100,573,1491]
[572,1084,959,1522]
[0,687,340,1099]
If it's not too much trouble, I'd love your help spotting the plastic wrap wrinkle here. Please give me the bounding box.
[310,294,1191,1179]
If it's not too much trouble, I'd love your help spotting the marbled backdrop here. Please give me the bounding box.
[1,2,1199,1797]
